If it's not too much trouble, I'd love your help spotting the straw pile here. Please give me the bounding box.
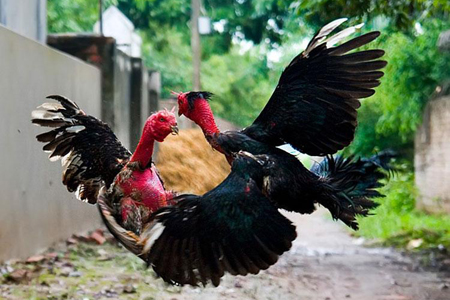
[156,129,231,194]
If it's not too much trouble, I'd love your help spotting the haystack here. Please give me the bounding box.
[156,129,230,194]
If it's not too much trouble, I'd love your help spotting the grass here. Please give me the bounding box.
[355,168,450,250]
[0,241,173,300]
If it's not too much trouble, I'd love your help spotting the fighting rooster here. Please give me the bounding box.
[97,19,394,287]
[98,151,297,287]
[175,18,390,229]
[32,95,178,233]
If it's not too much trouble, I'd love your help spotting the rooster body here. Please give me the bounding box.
[176,19,390,229]
[32,95,178,234]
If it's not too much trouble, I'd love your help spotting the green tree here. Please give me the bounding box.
[47,0,117,33]
[345,20,450,158]
[298,0,450,31]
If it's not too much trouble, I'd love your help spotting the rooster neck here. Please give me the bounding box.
[190,99,220,137]
[129,130,155,169]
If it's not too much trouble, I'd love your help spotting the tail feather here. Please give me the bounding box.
[311,151,395,230]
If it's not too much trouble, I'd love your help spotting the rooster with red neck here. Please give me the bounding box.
[32,95,178,234]
[176,19,393,229]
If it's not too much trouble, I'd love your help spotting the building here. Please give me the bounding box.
[93,6,142,58]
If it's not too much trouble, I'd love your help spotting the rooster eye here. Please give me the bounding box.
[159,118,165,122]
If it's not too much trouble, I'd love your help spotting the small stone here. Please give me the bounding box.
[6,269,28,283]
[440,283,449,290]
[74,233,91,243]
[123,284,136,294]
[90,231,106,245]
[406,238,423,250]
[94,228,105,235]
[69,271,82,277]
[26,255,45,263]
[0,265,13,275]
[66,237,78,245]
[46,252,59,259]
[60,266,73,277]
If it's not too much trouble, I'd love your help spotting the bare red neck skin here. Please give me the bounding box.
[129,127,155,168]
[189,98,220,138]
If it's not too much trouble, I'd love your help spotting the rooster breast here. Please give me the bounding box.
[115,164,168,212]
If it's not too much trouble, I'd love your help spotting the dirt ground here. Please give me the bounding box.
[1,209,449,300]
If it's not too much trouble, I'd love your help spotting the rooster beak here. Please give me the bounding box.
[171,125,179,135]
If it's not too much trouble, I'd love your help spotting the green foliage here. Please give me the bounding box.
[356,170,450,249]
[47,0,117,33]
[116,0,299,51]
[202,48,274,126]
[142,29,276,127]
[142,29,193,97]
[298,0,450,31]
[345,20,450,157]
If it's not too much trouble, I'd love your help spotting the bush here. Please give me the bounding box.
[356,169,450,250]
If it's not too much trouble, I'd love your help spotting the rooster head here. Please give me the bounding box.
[174,91,213,118]
[144,109,178,142]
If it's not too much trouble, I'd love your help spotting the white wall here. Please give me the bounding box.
[0,25,102,261]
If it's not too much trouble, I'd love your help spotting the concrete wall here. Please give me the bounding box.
[46,36,154,152]
[415,96,450,213]
[113,49,132,149]
[0,25,102,261]
[130,59,152,150]
[0,0,47,43]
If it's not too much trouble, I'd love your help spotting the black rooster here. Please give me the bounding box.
[175,18,389,229]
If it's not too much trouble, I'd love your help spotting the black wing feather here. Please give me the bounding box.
[32,95,131,204]
[243,20,386,156]
[143,178,296,287]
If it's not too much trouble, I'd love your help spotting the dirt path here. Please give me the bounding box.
[175,210,450,300]
[1,209,449,300]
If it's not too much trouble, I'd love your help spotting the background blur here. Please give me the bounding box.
[0,0,450,298]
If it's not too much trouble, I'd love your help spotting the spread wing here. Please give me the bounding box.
[143,171,296,287]
[32,95,131,204]
[242,19,386,156]
[98,158,297,287]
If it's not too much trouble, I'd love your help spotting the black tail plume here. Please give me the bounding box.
[311,150,396,230]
